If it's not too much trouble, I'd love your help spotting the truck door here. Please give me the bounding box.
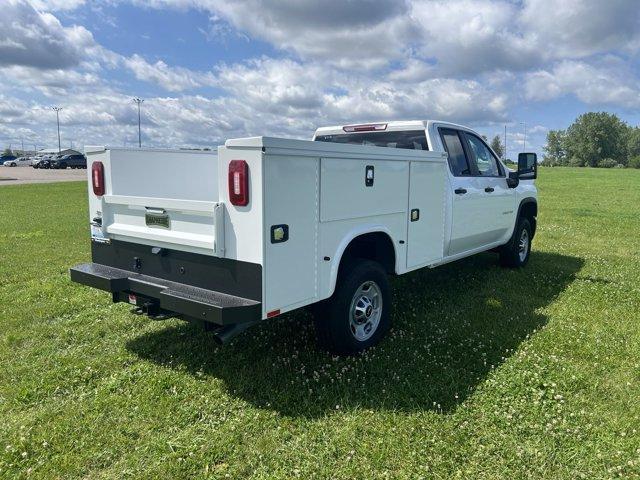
[460,132,515,246]
[439,128,487,255]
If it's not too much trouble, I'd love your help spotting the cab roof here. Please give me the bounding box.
[313,120,473,138]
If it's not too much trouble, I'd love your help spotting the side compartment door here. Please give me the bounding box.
[263,155,319,313]
[406,160,447,268]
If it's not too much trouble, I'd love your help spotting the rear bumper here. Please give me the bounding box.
[70,262,261,326]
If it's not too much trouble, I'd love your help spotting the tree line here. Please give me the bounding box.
[542,112,640,168]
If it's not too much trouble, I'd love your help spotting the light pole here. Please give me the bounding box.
[133,98,144,148]
[504,124,507,161]
[520,121,527,152]
[52,107,62,153]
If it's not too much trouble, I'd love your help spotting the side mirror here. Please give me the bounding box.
[518,152,537,180]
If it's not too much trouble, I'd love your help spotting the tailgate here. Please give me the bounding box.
[87,147,224,256]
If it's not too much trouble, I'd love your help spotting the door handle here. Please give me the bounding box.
[454,188,467,194]
[484,187,494,193]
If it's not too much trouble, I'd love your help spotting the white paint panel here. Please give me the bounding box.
[320,158,408,222]
[406,161,447,268]
[263,155,319,311]
[105,204,216,251]
[318,214,407,299]
[109,149,218,201]
[216,146,264,265]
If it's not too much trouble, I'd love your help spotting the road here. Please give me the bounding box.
[0,166,86,185]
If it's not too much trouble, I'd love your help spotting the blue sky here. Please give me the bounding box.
[1,0,639,158]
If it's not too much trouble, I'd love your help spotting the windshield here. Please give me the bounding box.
[314,130,428,150]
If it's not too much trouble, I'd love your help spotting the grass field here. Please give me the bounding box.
[1,168,639,479]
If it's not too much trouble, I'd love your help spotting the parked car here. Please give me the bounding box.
[71,120,538,353]
[35,154,57,169]
[51,153,87,169]
[0,154,17,165]
[3,156,33,167]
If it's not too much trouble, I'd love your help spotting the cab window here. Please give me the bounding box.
[439,128,471,176]
[464,133,501,177]
[314,130,428,150]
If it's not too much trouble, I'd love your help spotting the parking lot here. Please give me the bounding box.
[0,166,86,185]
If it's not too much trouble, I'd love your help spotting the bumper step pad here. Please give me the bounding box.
[70,263,260,325]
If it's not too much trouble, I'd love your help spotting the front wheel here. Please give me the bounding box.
[500,217,532,267]
[314,260,391,354]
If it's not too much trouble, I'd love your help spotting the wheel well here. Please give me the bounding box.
[519,200,537,238]
[339,232,396,276]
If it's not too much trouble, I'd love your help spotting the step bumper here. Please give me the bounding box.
[70,262,261,326]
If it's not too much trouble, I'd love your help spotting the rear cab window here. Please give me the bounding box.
[314,130,429,150]
[439,128,471,176]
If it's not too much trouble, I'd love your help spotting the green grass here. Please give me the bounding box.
[1,168,639,479]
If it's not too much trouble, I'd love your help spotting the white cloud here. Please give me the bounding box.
[525,59,640,108]
[29,0,87,10]
[1,1,96,70]
[521,0,640,58]
[3,65,101,96]
[215,57,509,127]
[123,54,216,92]
[411,0,541,76]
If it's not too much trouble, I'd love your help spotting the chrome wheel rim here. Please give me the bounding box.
[518,229,529,262]
[349,281,382,342]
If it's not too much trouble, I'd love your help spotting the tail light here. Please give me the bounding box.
[92,161,105,196]
[228,160,249,206]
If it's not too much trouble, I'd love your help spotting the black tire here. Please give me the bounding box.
[500,217,532,268]
[314,260,391,354]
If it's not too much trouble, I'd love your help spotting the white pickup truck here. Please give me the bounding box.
[71,120,538,353]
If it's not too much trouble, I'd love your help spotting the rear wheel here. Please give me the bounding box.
[500,217,532,267]
[314,260,391,354]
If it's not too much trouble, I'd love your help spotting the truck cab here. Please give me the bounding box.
[71,120,537,354]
